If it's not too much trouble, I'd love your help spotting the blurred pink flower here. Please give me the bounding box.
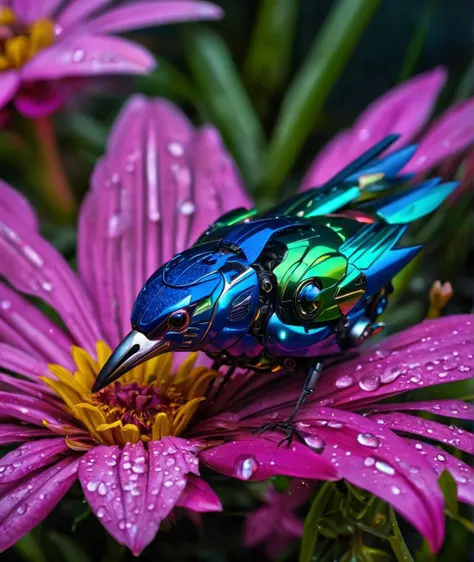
[0,96,473,555]
[0,0,222,118]
[244,479,312,559]
[302,67,474,189]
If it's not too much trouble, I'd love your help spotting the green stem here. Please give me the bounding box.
[33,115,76,223]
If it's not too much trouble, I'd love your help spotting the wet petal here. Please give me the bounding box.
[368,400,473,421]
[404,99,474,174]
[0,284,74,369]
[0,424,51,446]
[86,1,223,34]
[0,180,38,231]
[79,438,199,556]
[12,0,62,22]
[311,315,474,410]
[0,71,19,111]
[0,437,69,484]
[78,96,251,345]
[22,35,156,81]
[199,437,339,482]
[301,67,446,189]
[0,455,79,552]
[0,196,104,353]
[369,413,474,455]
[176,474,222,512]
[57,0,114,29]
[0,390,72,428]
[298,408,445,552]
[407,440,474,505]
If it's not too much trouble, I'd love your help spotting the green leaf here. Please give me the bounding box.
[183,24,266,189]
[439,469,458,516]
[299,482,335,562]
[389,507,414,562]
[47,532,91,562]
[261,0,381,196]
[14,531,47,562]
[135,58,197,102]
[242,0,300,116]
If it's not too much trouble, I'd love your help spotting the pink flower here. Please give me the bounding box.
[302,67,474,188]
[244,479,312,559]
[0,0,222,118]
[1,96,472,556]
[0,96,337,555]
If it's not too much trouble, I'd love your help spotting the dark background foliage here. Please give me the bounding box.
[1,0,473,561]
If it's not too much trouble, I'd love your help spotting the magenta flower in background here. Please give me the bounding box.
[301,67,474,189]
[0,96,473,556]
[244,479,312,559]
[0,0,222,118]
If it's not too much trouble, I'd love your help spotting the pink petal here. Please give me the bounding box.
[0,180,38,231]
[22,35,156,81]
[368,413,474,455]
[298,408,445,552]
[86,1,223,34]
[13,82,65,119]
[301,67,446,190]
[407,440,474,505]
[0,455,79,552]
[176,474,222,512]
[0,390,72,428]
[0,437,69,484]
[0,284,75,369]
[0,373,56,400]
[0,71,19,110]
[199,437,339,482]
[0,201,104,353]
[244,506,274,546]
[79,438,199,556]
[57,0,114,29]
[12,0,63,22]
[404,99,474,174]
[78,96,251,346]
[281,512,304,538]
[300,131,352,189]
[310,315,474,410]
[0,424,51,446]
[368,400,473,421]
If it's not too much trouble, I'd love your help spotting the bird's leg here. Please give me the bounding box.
[211,365,236,404]
[255,362,323,448]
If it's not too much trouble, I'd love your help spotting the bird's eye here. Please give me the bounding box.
[168,310,190,331]
[295,281,321,319]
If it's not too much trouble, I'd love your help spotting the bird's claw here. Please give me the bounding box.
[254,420,303,448]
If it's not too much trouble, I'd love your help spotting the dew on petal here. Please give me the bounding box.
[234,455,258,480]
[335,375,354,388]
[364,456,376,467]
[391,486,401,495]
[375,460,395,476]
[357,433,380,448]
[16,503,27,515]
[167,142,184,157]
[302,433,325,453]
[359,375,381,392]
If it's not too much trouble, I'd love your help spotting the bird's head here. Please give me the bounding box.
[93,244,260,391]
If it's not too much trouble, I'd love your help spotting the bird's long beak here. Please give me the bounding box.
[92,330,170,392]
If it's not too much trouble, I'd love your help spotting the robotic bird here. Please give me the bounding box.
[92,135,457,444]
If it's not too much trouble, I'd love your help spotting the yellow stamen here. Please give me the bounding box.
[0,11,55,70]
[43,342,219,448]
[0,8,16,26]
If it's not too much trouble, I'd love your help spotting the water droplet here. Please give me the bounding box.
[167,142,184,157]
[234,455,258,480]
[375,460,395,476]
[97,483,107,496]
[0,300,11,310]
[357,433,380,448]
[391,486,401,495]
[42,281,53,292]
[72,50,85,63]
[16,504,27,515]
[178,199,196,216]
[380,367,403,384]
[97,507,106,518]
[166,457,175,466]
[87,481,99,492]
[327,421,344,429]
[108,215,121,238]
[364,457,376,467]
[302,433,325,452]
[132,465,146,474]
[359,375,381,392]
[436,454,446,462]
[164,480,173,488]
[123,462,131,470]
[335,375,354,388]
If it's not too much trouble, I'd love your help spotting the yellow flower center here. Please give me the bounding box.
[0,8,54,70]
[43,342,218,447]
